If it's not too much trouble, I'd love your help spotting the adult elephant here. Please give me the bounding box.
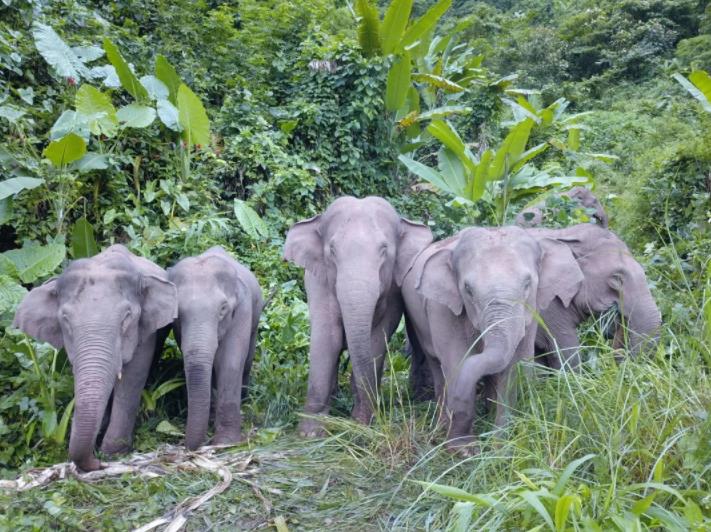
[13,245,177,471]
[516,186,608,228]
[402,227,583,452]
[284,196,432,436]
[527,224,661,369]
[168,247,263,450]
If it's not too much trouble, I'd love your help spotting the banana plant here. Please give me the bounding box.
[673,69,711,112]
[399,118,589,223]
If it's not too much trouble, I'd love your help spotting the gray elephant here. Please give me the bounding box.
[284,196,432,436]
[527,224,661,369]
[168,247,263,450]
[402,226,583,452]
[12,245,177,471]
[516,186,608,228]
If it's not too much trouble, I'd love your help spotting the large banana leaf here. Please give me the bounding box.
[381,0,413,55]
[674,71,711,112]
[427,120,476,174]
[385,52,411,112]
[398,154,456,195]
[401,0,451,50]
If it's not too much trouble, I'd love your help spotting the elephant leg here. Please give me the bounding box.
[300,276,344,437]
[406,318,435,401]
[212,317,254,445]
[241,322,258,402]
[100,332,158,455]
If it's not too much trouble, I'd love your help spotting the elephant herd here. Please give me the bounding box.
[12,193,661,470]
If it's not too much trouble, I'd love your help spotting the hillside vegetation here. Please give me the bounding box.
[0,0,710,529]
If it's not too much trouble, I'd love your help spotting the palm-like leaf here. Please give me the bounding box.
[355,0,382,57]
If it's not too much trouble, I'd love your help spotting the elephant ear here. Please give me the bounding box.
[537,238,584,310]
[283,215,326,281]
[416,247,463,315]
[139,274,178,333]
[12,278,63,349]
[395,218,433,286]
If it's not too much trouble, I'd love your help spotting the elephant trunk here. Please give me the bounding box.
[182,322,218,450]
[336,273,379,424]
[615,285,661,357]
[68,332,118,471]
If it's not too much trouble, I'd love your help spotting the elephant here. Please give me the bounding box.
[12,245,177,471]
[516,186,608,228]
[402,226,583,452]
[527,224,661,369]
[168,247,263,450]
[284,196,432,436]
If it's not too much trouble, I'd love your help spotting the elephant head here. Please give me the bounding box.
[168,247,255,450]
[284,196,432,421]
[415,227,583,437]
[534,224,661,356]
[12,245,176,471]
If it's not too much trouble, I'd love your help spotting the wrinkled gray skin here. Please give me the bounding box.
[527,224,661,369]
[284,196,432,436]
[402,227,583,452]
[13,245,177,471]
[516,187,609,228]
[168,247,263,450]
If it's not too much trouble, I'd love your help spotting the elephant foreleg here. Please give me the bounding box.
[100,332,158,455]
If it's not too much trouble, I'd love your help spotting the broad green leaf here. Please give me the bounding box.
[689,70,711,103]
[673,72,711,113]
[416,105,470,122]
[89,64,121,88]
[568,127,581,151]
[43,134,87,167]
[555,495,582,532]
[32,22,88,81]
[511,143,548,174]
[117,104,156,128]
[490,119,533,181]
[155,420,183,436]
[234,200,269,240]
[177,84,210,147]
[75,84,118,137]
[502,98,540,124]
[2,241,66,283]
[71,45,104,63]
[103,37,149,100]
[50,110,90,141]
[401,0,451,48]
[471,149,491,200]
[0,105,26,123]
[0,274,27,315]
[412,72,465,92]
[51,398,74,445]
[71,217,98,259]
[398,155,456,194]
[355,0,382,57]
[381,0,413,55]
[0,177,44,200]
[140,75,169,101]
[70,152,109,173]
[18,87,34,105]
[385,52,411,112]
[437,147,466,192]
[155,55,182,103]
[427,120,476,174]
[157,99,181,131]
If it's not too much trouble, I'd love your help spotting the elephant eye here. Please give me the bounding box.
[523,276,532,291]
[121,309,133,332]
[379,243,388,255]
[219,302,229,318]
[464,282,474,296]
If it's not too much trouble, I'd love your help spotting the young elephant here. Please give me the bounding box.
[527,224,661,369]
[13,245,177,471]
[168,247,263,450]
[284,196,432,436]
[402,227,583,452]
[516,186,608,228]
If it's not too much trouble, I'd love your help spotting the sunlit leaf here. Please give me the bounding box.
[2,241,66,283]
[155,55,182,103]
[234,199,269,240]
[75,84,118,137]
[385,52,411,112]
[401,0,451,49]
[116,104,156,128]
[381,0,413,55]
[43,134,87,167]
[177,84,210,147]
[103,37,149,100]
[71,217,98,259]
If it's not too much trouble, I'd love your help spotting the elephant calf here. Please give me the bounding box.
[169,247,263,450]
[284,196,432,436]
[402,226,583,453]
[527,224,661,369]
[13,245,177,471]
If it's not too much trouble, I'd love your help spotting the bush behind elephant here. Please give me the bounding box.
[12,245,177,471]
[168,246,263,450]
[402,226,583,452]
[284,196,432,436]
[516,186,608,228]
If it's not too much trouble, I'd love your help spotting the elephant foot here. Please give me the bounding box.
[74,455,104,472]
[445,434,481,457]
[298,417,327,438]
[100,438,131,456]
[351,405,373,425]
[211,431,243,446]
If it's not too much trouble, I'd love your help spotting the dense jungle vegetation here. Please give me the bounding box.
[0,0,710,529]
